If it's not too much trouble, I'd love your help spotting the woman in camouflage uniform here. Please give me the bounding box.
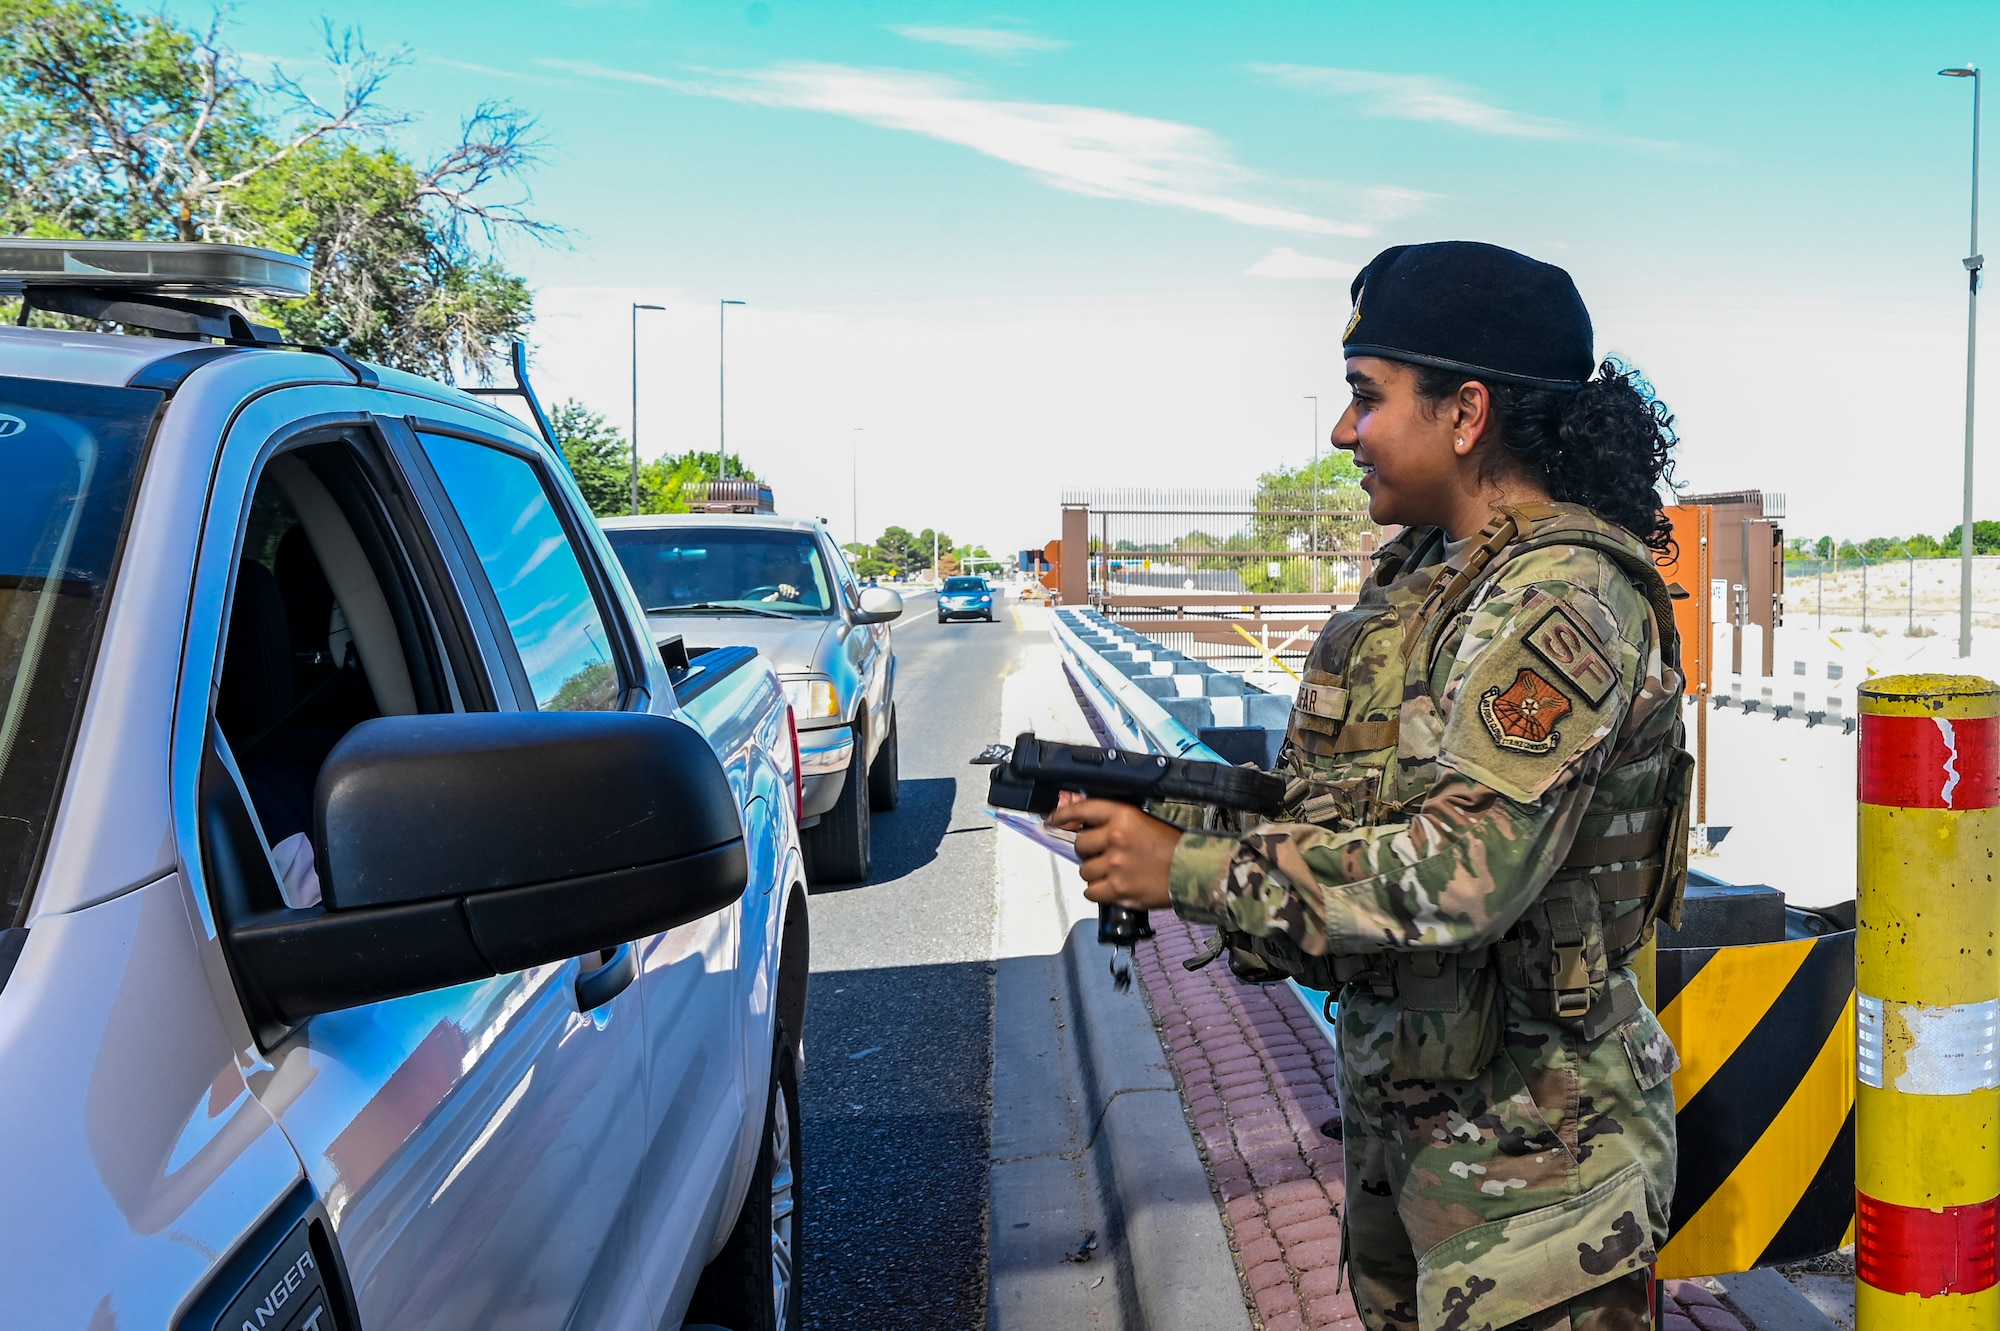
[1053,242,1687,1331]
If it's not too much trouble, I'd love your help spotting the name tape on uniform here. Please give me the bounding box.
[1296,680,1348,721]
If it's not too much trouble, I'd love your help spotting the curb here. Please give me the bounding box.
[1714,1269,1844,1331]
[988,655,1251,1331]
[1064,906,1255,1331]
[986,833,1254,1331]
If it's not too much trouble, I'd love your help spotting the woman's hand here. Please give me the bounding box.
[1047,798,1180,910]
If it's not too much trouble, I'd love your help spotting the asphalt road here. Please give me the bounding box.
[800,593,1037,1331]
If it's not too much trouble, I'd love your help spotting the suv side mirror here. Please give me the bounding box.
[855,586,904,623]
[204,712,747,1035]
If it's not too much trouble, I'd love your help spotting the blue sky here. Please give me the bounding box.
[184,1,2000,551]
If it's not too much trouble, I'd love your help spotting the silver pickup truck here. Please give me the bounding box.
[0,240,810,1331]
[601,513,903,883]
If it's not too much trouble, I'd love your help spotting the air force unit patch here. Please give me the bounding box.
[1480,668,1572,754]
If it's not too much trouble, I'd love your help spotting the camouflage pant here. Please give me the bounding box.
[1335,975,1678,1331]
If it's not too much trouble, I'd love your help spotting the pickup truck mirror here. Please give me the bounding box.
[854,586,904,623]
[207,712,747,1032]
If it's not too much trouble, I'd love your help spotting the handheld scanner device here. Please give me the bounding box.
[985,734,1286,986]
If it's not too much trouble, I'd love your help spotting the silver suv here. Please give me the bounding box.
[601,513,903,883]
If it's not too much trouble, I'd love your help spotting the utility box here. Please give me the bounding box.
[1681,491,1784,678]
[1060,505,1089,605]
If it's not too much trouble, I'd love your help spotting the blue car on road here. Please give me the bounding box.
[937,576,996,623]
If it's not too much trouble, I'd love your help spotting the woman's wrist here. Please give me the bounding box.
[1166,829,1238,925]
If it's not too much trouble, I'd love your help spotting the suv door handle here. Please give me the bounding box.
[575,942,637,1011]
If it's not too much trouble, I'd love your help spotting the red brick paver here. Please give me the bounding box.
[1133,914,1750,1331]
[1135,913,1363,1331]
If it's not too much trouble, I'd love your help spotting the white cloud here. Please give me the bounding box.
[423,55,575,87]
[1246,247,1358,281]
[1252,64,1679,149]
[540,59,1373,236]
[888,24,1067,55]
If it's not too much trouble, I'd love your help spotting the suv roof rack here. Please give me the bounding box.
[2,238,308,345]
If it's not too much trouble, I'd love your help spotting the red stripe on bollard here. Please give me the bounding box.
[1857,713,2000,809]
[1854,1192,2000,1296]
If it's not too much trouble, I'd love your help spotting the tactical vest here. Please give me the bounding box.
[1223,502,1692,1042]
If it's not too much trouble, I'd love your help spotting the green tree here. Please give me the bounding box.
[1251,454,1372,556]
[1237,451,1376,592]
[842,542,891,578]
[550,399,631,517]
[873,525,926,573]
[917,528,955,573]
[0,1,550,375]
[1943,521,2000,555]
[846,524,957,577]
[636,451,764,515]
[242,133,542,376]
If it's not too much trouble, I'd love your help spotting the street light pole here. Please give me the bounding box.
[1304,395,1319,593]
[719,299,746,482]
[630,302,665,517]
[1942,65,1983,658]
[852,427,863,553]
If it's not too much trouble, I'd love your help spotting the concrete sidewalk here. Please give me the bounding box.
[987,651,1252,1331]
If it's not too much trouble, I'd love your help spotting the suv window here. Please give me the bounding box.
[943,577,988,592]
[0,376,155,924]
[419,433,622,712]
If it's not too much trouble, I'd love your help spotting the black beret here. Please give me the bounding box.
[1342,241,1594,391]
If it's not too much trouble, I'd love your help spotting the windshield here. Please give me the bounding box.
[943,578,988,592]
[0,376,157,926]
[606,526,836,618]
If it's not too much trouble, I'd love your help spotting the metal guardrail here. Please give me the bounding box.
[1045,606,1345,1050]
[1048,607,1225,762]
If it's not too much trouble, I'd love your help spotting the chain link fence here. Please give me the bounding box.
[1782,552,2000,634]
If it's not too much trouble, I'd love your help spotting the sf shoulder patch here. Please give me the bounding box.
[1479,668,1573,754]
[1524,604,1617,706]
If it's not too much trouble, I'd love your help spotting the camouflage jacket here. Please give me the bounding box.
[1166,503,1685,1011]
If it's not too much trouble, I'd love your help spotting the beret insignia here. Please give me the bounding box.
[1479,668,1571,754]
[1344,287,1363,340]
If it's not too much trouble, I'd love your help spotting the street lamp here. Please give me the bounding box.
[852,427,863,552]
[1941,65,1982,657]
[630,302,665,517]
[720,299,746,481]
[1304,395,1320,593]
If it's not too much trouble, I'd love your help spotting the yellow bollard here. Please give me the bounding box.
[1856,675,2000,1328]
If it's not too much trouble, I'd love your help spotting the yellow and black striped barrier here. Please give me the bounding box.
[1654,928,1857,1278]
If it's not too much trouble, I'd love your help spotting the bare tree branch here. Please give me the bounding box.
[417,101,564,248]
[199,21,410,207]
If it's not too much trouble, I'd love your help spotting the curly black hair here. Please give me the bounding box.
[1413,358,1679,556]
